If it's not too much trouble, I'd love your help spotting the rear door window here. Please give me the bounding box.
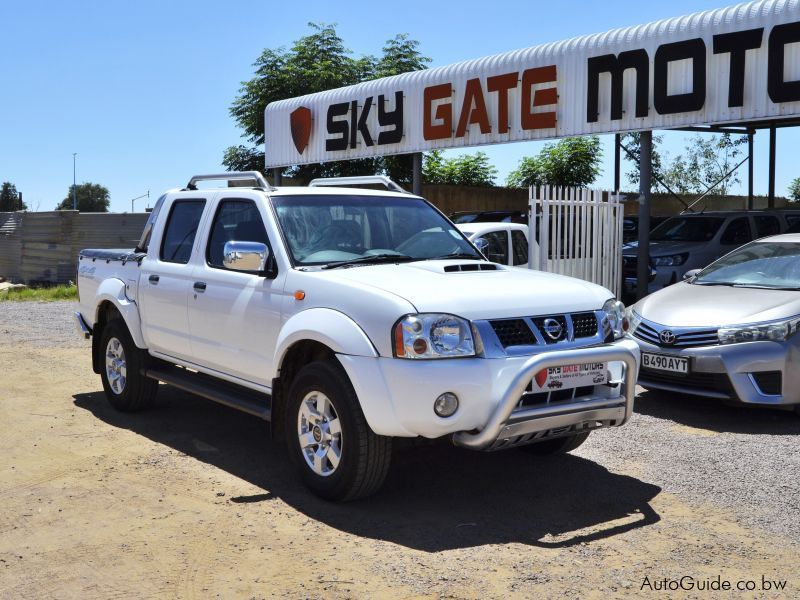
[754,215,780,238]
[511,230,528,265]
[720,217,753,246]
[160,200,206,264]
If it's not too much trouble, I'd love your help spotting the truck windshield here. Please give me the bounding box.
[271,194,481,266]
[650,216,724,242]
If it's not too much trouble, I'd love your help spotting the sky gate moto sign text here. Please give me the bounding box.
[264,0,800,169]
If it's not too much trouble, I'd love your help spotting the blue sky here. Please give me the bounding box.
[1,0,797,213]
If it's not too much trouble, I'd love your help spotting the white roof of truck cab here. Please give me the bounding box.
[456,223,529,238]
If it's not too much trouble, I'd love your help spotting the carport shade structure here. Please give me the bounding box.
[263,0,800,297]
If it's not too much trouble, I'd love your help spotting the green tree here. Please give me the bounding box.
[506,136,602,188]
[0,182,26,211]
[423,150,497,187]
[789,177,800,202]
[661,133,747,196]
[621,132,666,191]
[56,183,110,212]
[224,24,430,182]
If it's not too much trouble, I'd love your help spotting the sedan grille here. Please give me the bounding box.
[639,369,735,398]
[634,320,718,348]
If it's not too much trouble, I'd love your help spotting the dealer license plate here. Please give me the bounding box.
[531,362,607,391]
[642,352,689,374]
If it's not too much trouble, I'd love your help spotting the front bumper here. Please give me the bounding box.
[338,338,640,449]
[632,334,800,407]
[74,311,91,339]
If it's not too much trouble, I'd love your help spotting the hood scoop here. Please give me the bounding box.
[443,263,500,272]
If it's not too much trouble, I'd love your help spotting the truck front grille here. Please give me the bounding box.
[488,311,601,349]
[489,319,537,347]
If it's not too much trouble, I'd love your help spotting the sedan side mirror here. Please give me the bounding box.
[683,268,701,281]
[223,241,270,273]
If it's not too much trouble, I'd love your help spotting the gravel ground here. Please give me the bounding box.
[0,300,85,348]
[2,299,799,596]
[4,300,799,544]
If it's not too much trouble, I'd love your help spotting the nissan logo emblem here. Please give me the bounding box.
[659,330,677,345]
[542,318,563,340]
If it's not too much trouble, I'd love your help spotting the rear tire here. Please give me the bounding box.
[519,431,591,455]
[285,360,391,501]
[99,319,158,412]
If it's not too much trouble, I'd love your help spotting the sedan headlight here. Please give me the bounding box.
[625,307,642,335]
[603,298,629,340]
[718,316,800,345]
[653,253,689,267]
[393,313,476,359]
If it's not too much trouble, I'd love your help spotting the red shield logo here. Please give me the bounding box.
[534,369,548,388]
[290,106,312,155]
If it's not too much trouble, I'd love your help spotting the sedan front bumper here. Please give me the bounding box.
[633,334,800,407]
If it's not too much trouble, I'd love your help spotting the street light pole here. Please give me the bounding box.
[130,191,149,213]
[72,153,77,211]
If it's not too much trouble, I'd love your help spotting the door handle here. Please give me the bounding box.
[193,281,207,292]
[148,274,159,284]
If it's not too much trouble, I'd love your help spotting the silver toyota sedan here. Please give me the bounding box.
[627,234,800,413]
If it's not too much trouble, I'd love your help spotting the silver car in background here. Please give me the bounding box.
[628,234,800,413]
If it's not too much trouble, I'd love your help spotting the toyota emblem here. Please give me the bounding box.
[659,329,677,345]
[542,318,563,341]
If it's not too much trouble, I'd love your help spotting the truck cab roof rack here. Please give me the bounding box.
[308,176,409,194]
[185,171,273,191]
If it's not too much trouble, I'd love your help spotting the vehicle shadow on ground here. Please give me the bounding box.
[635,389,800,435]
[74,387,662,552]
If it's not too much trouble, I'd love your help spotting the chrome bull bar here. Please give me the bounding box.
[452,343,639,450]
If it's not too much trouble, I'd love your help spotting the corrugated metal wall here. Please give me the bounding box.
[0,211,148,284]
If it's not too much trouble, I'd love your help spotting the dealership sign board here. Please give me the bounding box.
[264,0,800,168]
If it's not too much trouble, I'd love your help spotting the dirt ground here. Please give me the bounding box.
[1,310,799,598]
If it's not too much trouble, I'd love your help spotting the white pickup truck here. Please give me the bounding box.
[76,172,640,501]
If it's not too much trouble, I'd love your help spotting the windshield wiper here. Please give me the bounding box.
[731,283,800,290]
[427,252,483,260]
[692,281,735,286]
[322,253,415,270]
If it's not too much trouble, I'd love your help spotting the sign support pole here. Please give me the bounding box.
[412,153,422,196]
[636,131,652,301]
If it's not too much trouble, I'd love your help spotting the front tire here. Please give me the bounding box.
[519,431,591,455]
[285,360,391,501]
[99,319,158,412]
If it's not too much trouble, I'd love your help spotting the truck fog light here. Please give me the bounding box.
[434,392,459,417]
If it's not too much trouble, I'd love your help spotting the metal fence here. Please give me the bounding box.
[0,211,148,284]
[529,187,624,298]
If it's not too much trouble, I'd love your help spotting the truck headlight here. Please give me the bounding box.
[653,253,689,267]
[602,299,628,340]
[393,314,476,359]
[718,316,800,345]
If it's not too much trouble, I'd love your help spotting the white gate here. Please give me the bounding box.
[529,186,624,298]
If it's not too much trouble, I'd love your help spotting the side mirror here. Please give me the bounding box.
[683,268,701,281]
[473,237,489,253]
[223,241,270,273]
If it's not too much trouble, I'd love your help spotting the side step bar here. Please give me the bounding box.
[143,365,271,420]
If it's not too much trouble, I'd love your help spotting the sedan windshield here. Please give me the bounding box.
[650,216,724,242]
[272,194,481,266]
[693,241,800,289]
